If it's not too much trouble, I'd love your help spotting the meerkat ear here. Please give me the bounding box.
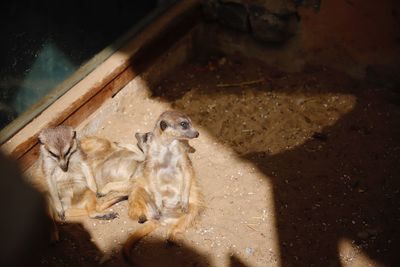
[38,131,46,144]
[160,120,168,131]
[145,132,153,142]
[135,132,141,142]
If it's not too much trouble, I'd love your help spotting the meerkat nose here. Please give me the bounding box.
[59,163,68,172]
[194,131,199,138]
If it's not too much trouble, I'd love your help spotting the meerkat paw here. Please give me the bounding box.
[96,191,105,198]
[57,210,66,221]
[181,202,189,214]
[95,212,119,220]
[138,215,147,224]
[151,208,162,220]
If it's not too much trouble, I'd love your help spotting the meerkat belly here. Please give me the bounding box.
[157,168,183,209]
[148,141,185,211]
[54,168,88,196]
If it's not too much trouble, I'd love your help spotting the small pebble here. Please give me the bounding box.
[245,247,255,255]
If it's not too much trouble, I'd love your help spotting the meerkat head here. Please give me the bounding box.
[135,132,153,154]
[154,111,199,141]
[38,125,78,172]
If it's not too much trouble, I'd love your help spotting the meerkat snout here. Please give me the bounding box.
[182,124,199,139]
[180,119,199,138]
[190,130,199,138]
[184,129,199,139]
[59,159,68,172]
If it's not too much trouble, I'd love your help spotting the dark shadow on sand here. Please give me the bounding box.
[150,57,400,266]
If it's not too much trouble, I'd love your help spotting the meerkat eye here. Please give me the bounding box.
[49,150,59,159]
[180,121,189,129]
[160,120,168,131]
[64,146,71,157]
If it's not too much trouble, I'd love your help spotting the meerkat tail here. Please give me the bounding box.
[123,221,158,263]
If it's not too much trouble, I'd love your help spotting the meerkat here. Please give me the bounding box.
[79,132,152,198]
[37,125,119,221]
[123,111,203,260]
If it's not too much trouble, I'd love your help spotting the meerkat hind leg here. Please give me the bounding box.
[128,186,160,223]
[96,191,128,211]
[98,180,132,196]
[65,190,118,220]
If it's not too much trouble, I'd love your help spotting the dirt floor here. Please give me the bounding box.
[36,55,400,267]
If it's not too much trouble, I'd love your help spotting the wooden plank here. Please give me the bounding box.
[16,68,137,171]
[63,68,137,128]
[0,0,200,163]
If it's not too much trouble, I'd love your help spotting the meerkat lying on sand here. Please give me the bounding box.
[79,132,151,198]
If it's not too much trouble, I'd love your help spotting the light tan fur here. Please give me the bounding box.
[124,111,204,261]
[80,133,150,198]
[37,125,119,221]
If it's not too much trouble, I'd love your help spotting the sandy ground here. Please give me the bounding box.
[36,55,399,267]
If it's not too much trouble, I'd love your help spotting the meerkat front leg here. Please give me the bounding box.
[154,193,163,216]
[180,165,193,214]
[150,181,163,211]
[45,176,65,220]
[81,161,98,195]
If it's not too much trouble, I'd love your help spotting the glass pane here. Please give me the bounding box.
[0,0,177,141]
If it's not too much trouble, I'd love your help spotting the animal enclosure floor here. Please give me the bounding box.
[38,56,399,267]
